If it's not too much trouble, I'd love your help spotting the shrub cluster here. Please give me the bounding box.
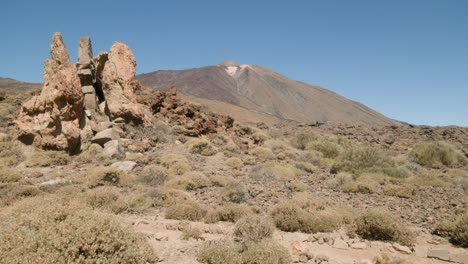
[410,141,467,168]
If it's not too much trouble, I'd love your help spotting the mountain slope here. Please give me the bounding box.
[137,62,399,126]
[0,77,41,92]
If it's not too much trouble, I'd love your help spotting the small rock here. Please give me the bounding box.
[414,245,428,258]
[315,254,329,263]
[428,249,450,261]
[392,244,412,254]
[103,140,125,160]
[333,238,348,249]
[110,160,136,172]
[350,242,367,249]
[91,128,121,145]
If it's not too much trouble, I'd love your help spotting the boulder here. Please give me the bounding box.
[103,140,125,160]
[91,128,121,146]
[99,42,148,126]
[14,32,83,153]
[110,160,136,172]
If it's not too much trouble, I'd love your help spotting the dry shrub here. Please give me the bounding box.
[332,144,409,178]
[268,163,301,181]
[306,135,349,159]
[165,171,211,190]
[138,164,168,187]
[249,164,275,182]
[84,187,127,214]
[251,147,276,160]
[0,167,21,183]
[294,161,317,173]
[0,183,42,207]
[269,202,304,232]
[0,196,156,263]
[291,193,335,212]
[197,239,290,264]
[326,172,353,190]
[410,141,467,168]
[355,208,416,246]
[251,131,269,144]
[408,170,447,187]
[159,154,192,176]
[181,225,204,240]
[197,241,243,264]
[223,181,248,203]
[436,213,468,247]
[205,203,254,223]
[126,193,153,212]
[383,185,415,199]
[263,139,290,155]
[165,199,207,221]
[81,167,133,188]
[187,138,218,156]
[75,143,112,165]
[287,180,307,192]
[226,157,243,169]
[290,130,317,150]
[25,150,70,167]
[341,177,380,194]
[0,139,24,166]
[234,215,275,242]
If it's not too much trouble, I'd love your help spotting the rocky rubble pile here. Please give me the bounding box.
[13,32,234,153]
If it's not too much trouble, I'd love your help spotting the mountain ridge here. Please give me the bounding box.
[137,63,400,126]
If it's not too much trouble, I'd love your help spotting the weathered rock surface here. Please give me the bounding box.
[99,42,148,125]
[91,127,121,146]
[138,86,234,136]
[14,32,83,153]
[103,140,125,159]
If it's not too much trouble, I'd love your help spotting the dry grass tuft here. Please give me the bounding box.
[84,187,127,213]
[137,164,169,187]
[410,141,467,168]
[187,138,218,156]
[251,147,276,160]
[25,150,70,167]
[0,195,156,263]
[165,199,207,221]
[165,171,211,190]
[355,208,416,246]
[226,157,243,169]
[81,167,133,188]
[222,181,248,203]
[233,215,275,242]
[205,203,254,223]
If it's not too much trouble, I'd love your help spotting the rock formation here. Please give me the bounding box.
[97,43,149,126]
[14,32,234,153]
[15,33,83,152]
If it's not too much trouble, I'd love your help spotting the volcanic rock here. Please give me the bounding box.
[14,32,83,153]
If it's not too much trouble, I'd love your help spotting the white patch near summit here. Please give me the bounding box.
[226,66,238,76]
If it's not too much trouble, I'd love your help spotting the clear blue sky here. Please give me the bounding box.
[1,0,467,126]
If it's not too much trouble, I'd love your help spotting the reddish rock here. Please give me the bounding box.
[14,32,83,153]
[99,42,149,126]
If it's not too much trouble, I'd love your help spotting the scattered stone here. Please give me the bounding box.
[290,241,313,263]
[350,242,367,249]
[315,254,329,264]
[91,128,121,145]
[110,161,136,172]
[428,249,450,261]
[392,244,412,254]
[103,140,125,160]
[333,238,348,249]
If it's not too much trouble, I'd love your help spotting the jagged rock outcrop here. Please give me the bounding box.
[98,43,148,126]
[138,86,234,136]
[14,33,83,153]
[77,37,98,112]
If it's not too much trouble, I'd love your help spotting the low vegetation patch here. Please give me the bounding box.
[410,141,467,168]
[197,239,291,264]
[332,144,409,178]
[187,138,218,156]
[25,150,70,167]
[435,213,468,247]
[233,215,275,242]
[205,203,254,223]
[222,181,248,203]
[355,208,416,246]
[0,196,156,263]
[137,164,169,187]
[165,199,207,221]
[84,187,127,213]
[165,171,211,190]
[81,167,133,188]
[251,147,276,160]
